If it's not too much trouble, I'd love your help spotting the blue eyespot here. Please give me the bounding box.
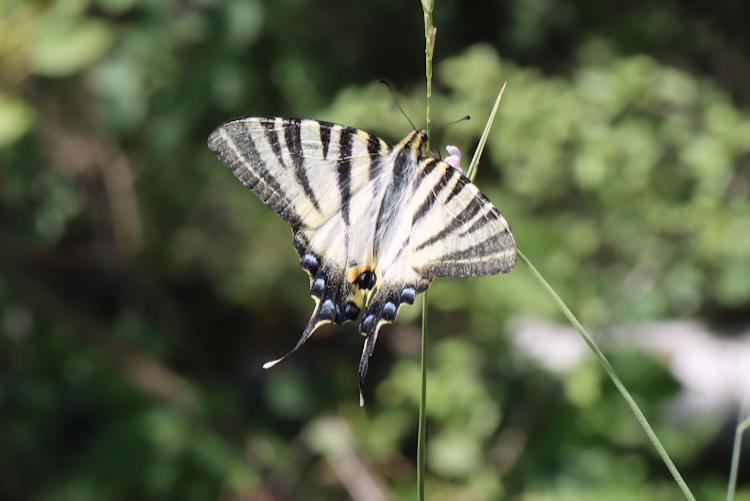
[301,253,319,274]
[319,299,335,319]
[344,302,360,320]
[400,286,416,304]
[311,277,326,296]
[361,314,376,333]
[382,302,397,321]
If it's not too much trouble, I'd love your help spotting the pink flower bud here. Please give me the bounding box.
[445,145,463,174]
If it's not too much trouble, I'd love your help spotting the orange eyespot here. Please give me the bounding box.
[347,266,378,290]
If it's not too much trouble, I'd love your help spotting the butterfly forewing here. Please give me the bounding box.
[409,159,516,277]
[207,117,389,230]
[208,117,516,404]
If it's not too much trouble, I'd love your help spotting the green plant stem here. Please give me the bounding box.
[727,386,750,501]
[466,82,506,182]
[418,2,435,500]
[518,249,696,501]
[417,293,428,501]
[726,416,750,501]
[423,8,435,149]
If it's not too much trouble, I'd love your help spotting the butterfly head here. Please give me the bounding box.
[397,129,429,157]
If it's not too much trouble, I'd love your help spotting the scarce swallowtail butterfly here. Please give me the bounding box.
[208,117,517,405]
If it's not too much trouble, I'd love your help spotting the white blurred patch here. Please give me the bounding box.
[508,316,750,420]
[508,317,589,372]
[622,320,750,420]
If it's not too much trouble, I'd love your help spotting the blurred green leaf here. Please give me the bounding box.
[429,427,482,478]
[30,17,113,77]
[0,94,35,147]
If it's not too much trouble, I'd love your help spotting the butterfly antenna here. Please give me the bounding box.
[378,79,416,130]
[433,114,471,136]
[447,114,471,126]
[427,115,471,159]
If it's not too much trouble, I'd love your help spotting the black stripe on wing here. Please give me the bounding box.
[261,118,285,167]
[457,193,501,238]
[412,160,456,224]
[336,126,355,225]
[284,118,322,213]
[320,122,331,160]
[207,122,304,227]
[367,134,385,181]
[415,191,485,251]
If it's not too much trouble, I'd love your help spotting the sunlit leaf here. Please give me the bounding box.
[30,17,113,77]
[0,94,35,147]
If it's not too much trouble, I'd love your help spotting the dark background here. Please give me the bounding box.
[1,0,749,499]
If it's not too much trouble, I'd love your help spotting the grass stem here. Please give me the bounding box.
[518,249,696,501]
[417,293,428,501]
[726,384,749,501]
[418,2,435,499]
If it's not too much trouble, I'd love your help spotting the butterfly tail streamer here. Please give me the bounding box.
[357,301,384,406]
[358,329,379,407]
[262,295,335,369]
[356,286,412,404]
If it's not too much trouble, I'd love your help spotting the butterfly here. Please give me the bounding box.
[208,117,517,404]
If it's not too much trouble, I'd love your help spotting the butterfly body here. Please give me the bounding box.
[208,117,516,403]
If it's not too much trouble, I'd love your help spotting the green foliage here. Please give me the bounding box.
[1,0,749,499]
[30,17,113,77]
[323,40,750,329]
[0,94,35,147]
[440,43,750,324]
